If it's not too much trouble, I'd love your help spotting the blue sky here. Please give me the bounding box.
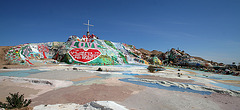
[0,0,239,64]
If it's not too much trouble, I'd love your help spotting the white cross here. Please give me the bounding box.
[83,20,94,32]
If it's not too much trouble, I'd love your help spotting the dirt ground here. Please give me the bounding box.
[1,63,240,110]
[31,79,145,106]
[29,77,240,110]
[0,80,40,102]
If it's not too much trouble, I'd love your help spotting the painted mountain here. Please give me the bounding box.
[4,32,220,68]
[5,33,149,66]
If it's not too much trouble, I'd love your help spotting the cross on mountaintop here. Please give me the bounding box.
[83,20,94,33]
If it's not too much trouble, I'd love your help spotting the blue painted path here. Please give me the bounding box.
[119,78,212,95]
[0,69,45,77]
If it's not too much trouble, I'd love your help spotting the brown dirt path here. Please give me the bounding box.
[31,78,145,106]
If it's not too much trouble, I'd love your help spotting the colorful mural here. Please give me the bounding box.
[5,33,150,66]
[153,56,162,65]
[69,48,101,63]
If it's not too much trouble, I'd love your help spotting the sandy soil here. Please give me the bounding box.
[31,81,145,106]
[121,87,240,110]
[206,93,240,110]
[121,88,221,110]
[0,64,29,69]
[0,80,42,102]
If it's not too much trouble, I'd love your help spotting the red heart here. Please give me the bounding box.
[69,48,101,63]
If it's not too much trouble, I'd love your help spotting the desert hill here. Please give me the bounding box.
[1,32,223,68]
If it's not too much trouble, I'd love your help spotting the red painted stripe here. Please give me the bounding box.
[25,59,33,65]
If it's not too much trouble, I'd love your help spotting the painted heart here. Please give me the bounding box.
[69,48,101,63]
